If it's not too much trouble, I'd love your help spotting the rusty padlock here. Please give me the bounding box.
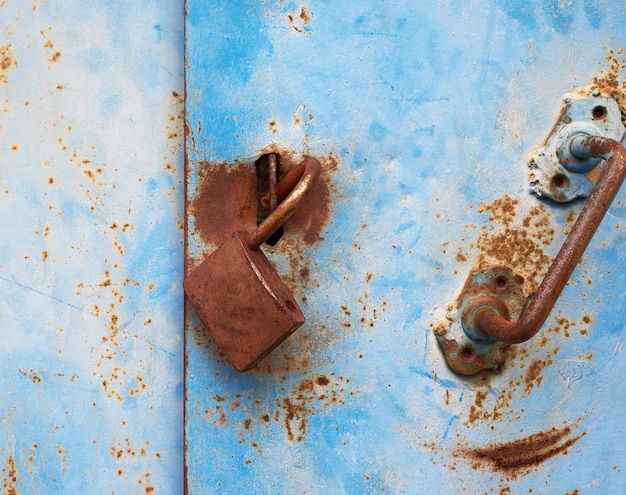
[184,157,322,372]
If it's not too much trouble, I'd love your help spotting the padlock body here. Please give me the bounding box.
[184,232,305,372]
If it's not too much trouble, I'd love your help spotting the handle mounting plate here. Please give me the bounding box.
[527,85,625,202]
[435,266,527,375]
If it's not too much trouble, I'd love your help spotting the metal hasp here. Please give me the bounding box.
[437,133,626,375]
[528,85,625,202]
[184,157,321,372]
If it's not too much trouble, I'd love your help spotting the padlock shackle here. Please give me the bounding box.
[248,157,321,251]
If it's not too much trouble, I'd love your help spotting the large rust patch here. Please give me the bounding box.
[188,151,335,252]
[188,161,258,251]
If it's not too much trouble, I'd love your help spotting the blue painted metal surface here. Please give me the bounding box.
[1,2,184,493]
[185,1,626,493]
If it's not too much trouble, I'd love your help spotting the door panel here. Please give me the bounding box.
[0,2,184,492]
[185,2,626,493]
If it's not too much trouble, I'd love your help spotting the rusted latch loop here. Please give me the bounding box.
[268,153,278,212]
[249,157,321,251]
[463,135,626,344]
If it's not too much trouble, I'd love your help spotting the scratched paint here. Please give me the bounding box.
[186,1,626,494]
[0,1,184,493]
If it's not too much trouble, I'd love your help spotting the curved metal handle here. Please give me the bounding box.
[248,157,321,251]
[463,135,626,344]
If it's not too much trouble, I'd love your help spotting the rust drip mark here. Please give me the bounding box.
[593,48,626,125]
[460,422,585,478]
[1,455,18,495]
[0,44,16,84]
[277,374,346,443]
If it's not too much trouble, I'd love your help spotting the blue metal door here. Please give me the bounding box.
[186,2,626,494]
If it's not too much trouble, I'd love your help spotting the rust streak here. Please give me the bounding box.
[461,423,585,478]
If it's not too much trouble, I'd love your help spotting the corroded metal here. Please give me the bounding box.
[268,153,278,212]
[435,266,527,375]
[527,86,625,202]
[251,157,321,250]
[184,158,321,371]
[466,136,626,344]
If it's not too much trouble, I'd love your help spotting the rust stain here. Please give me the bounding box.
[287,7,312,33]
[0,44,16,84]
[523,358,550,394]
[459,422,585,479]
[467,387,513,425]
[593,48,626,124]
[277,374,346,443]
[262,152,337,317]
[48,51,61,64]
[188,161,257,257]
[299,7,311,23]
[478,195,519,228]
[1,455,18,495]
[473,196,553,293]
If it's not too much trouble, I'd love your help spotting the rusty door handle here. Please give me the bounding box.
[462,135,626,344]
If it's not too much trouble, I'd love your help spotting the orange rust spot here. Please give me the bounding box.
[455,248,467,262]
[300,7,311,23]
[206,405,227,427]
[10,144,18,151]
[48,51,61,63]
